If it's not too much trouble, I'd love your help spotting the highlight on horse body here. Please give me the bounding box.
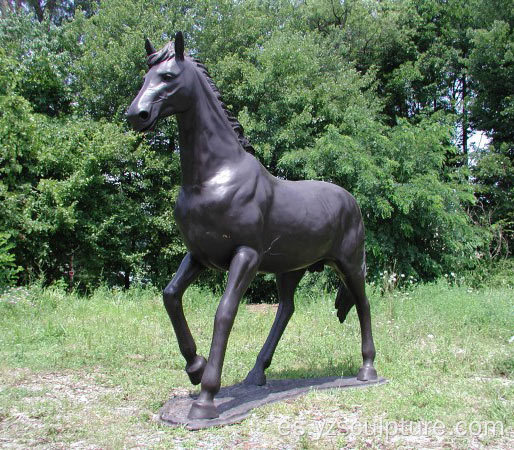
[127,32,378,420]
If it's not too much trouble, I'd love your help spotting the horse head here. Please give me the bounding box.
[127,32,193,131]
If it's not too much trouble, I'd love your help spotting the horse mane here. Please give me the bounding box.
[147,42,255,155]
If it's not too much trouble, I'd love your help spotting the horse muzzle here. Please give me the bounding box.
[126,100,158,132]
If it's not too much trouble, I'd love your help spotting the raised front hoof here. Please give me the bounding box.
[185,355,207,385]
[357,365,378,381]
[243,368,266,386]
[188,400,219,420]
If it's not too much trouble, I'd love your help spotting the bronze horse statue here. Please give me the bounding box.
[127,32,377,420]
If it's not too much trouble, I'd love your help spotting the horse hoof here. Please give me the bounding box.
[188,400,219,420]
[357,365,378,381]
[243,368,266,386]
[185,355,207,385]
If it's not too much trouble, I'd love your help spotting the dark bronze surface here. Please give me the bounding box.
[160,376,387,430]
[127,32,378,420]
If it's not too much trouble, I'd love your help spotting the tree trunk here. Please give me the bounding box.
[0,0,12,16]
[124,270,130,289]
[461,74,468,168]
[28,0,44,22]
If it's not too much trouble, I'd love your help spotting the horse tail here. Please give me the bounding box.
[335,282,356,324]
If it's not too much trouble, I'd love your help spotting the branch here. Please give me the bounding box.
[27,0,44,22]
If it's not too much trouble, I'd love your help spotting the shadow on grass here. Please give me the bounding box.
[265,359,361,381]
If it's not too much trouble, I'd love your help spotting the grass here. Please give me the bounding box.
[0,279,512,448]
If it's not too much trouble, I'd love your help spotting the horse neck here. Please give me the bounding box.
[176,71,243,187]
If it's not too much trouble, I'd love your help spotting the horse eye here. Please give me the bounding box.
[162,73,176,82]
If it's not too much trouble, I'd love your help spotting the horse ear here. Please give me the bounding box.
[145,37,155,56]
[175,31,184,60]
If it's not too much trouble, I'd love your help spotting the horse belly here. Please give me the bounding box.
[179,228,239,271]
[259,180,349,272]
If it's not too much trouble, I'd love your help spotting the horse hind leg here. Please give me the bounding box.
[332,258,377,381]
[244,269,306,386]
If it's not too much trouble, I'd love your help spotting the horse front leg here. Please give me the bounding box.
[188,246,260,420]
[163,252,206,385]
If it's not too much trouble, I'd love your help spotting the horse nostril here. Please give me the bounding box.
[139,111,150,121]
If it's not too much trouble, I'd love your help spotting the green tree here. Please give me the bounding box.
[469,18,514,253]
[0,11,185,288]
[0,12,73,116]
[0,1,99,24]
[0,232,21,290]
[0,0,501,292]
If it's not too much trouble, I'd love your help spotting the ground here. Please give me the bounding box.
[0,281,512,448]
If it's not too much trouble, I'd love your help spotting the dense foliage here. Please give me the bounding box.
[0,0,512,294]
